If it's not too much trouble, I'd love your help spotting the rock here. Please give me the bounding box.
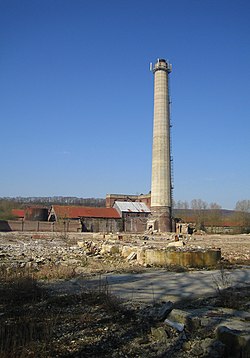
[121,246,137,258]
[167,241,185,248]
[168,307,220,331]
[164,318,184,332]
[93,233,105,239]
[137,248,146,265]
[77,241,85,248]
[157,301,174,321]
[182,341,191,351]
[216,324,250,358]
[101,244,120,255]
[127,252,137,261]
[151,326,168,343]
[167,309,193,327]
[217,308,250,322]
[74,267,86,274]
[207,340,226,357]
[190,342,204,356]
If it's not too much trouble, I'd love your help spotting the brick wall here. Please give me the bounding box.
[0,220,81,232]
[123,213,149,233]
[81,218,123,233]
[106,194,151,208]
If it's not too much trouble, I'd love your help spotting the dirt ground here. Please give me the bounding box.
[178,233,250,265]
[0,232,249,357]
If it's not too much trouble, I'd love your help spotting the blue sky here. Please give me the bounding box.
[0,0,249,209]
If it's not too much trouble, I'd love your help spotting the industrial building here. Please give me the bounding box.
[47,203,151,233]
[48,205,122,233]
[113,201,151,232]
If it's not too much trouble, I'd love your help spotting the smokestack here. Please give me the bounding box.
[150,58,172,232]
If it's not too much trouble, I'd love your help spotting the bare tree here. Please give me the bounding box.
[207,202,222,232]
[175,200,189,209]
[191,199,208,230]
[191,199,208,210]
[209,202,222,210]
[234,200,250,232]
[235,200,250,212]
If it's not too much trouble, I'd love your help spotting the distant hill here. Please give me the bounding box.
[0,197,106,207]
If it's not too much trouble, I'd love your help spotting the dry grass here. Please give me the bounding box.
[0,265,129,357]
[0,270,53,357]
[0,263,78,281]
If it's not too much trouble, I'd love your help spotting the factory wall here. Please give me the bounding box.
[123,213,149,233]
[81,217,123,233]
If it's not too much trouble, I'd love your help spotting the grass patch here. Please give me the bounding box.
[0,267,148,357]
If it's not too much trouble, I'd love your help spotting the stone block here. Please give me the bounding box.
[216,323,250,358]
[144,248,221,267]
[136,248,146,265]
[93,233,105,239]
[157,301,174,321]
[100,244,120,255]
[167,241,185,248]
[121,246,135,258]
[144,249,171,266]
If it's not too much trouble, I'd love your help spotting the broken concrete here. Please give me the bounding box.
[216,323,250,357]
[167,306,250,357]
[144,248,221,267]
[157,301,174,321]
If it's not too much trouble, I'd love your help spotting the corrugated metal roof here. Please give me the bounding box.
[114,201,151,213]
[52,205,121,219]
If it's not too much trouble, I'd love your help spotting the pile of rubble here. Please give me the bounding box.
[0,233,145,273]
[0,232,223,274]
[148,287,250,358]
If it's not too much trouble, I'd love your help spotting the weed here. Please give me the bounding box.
[213,264,239,308]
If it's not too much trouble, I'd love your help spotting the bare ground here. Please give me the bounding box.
[0,232,250,357]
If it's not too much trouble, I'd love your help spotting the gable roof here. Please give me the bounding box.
[51,205,121,219]
[114,201,151,213]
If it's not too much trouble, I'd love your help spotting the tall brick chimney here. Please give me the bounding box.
[150,58,172,232]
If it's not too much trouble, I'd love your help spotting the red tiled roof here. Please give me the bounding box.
[52,205,121,219]
[12,209,25,218]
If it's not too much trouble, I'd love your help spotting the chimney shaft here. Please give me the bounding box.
[150,58,172,232]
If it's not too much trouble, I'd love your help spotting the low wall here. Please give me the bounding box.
[0,220,81,232]
[144,248,221,267]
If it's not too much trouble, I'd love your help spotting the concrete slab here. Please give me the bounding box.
[49,267,250,304]
[102,268,250,302]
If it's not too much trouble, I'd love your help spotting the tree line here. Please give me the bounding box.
[0,197,106,220]
[0,197,249,232]
[173,199,250,233]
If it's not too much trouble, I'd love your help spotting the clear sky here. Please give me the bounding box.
[0,0,249,209]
